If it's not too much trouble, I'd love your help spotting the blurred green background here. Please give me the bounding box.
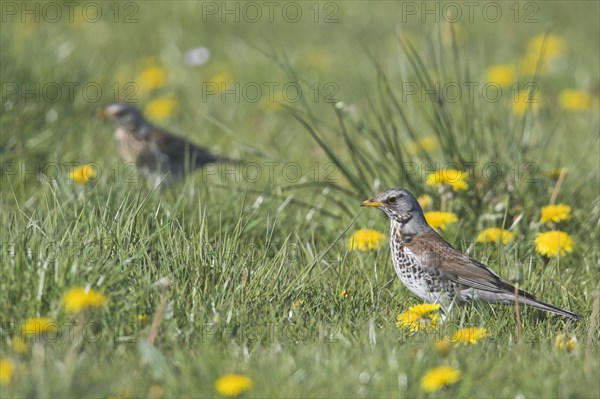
[2,1,598,170]
[1,1,599,398]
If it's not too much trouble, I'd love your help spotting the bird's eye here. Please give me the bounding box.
[388,196,397,204]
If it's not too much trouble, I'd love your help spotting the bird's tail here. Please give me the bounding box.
[518,296,581,320]
[191,147,242,167]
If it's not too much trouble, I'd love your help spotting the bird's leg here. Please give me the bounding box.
[434,297,456,323]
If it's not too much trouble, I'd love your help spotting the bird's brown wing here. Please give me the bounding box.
[410,230,530,296]
[440,253,515,294]
[149,128,218,166]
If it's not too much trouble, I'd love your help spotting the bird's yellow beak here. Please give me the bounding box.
[96,109,109,118]
[361,199,383,207]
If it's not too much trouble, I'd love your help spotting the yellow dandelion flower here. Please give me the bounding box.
[534,231,573,258]
[418,194,433,210]
[208,72,234,93]
[214,374,253,397]
[397,311,440,333]
[292,299,305,309]
[555,333,577,352]
[519,54,548,76]
[138,66,167,91]
[424,212,458,230]
[485,64,516,87]
[526,34,565,59]
[407,303,441,315]
[433,339,452,356]
[12,337,28,354]
[513,89,540,116]
[138,314,150,327]
[145,96,178,121]
[348,229,386,251]
[0,358,15,385]
[63,288,108,314]
[544,167,566,179]
[396,303,441,333]
[559,90,593,112]
[451,327,488,345]
[540,204,572,224]
[418,137,438,152]
[408,136,438,154]
[426,169,468,191]
[339,289,351,299]
[21,317,57,337]
[69,164,96,184]
[420,366,461,393]
[476,228,515,245]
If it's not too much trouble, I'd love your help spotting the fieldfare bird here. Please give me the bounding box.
[99,103,234,186]
[361,188,581,320]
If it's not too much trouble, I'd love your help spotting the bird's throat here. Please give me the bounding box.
[390,215,415,244]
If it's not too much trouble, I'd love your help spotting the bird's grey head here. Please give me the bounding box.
[99,103,151,136]
[361,188,430,234]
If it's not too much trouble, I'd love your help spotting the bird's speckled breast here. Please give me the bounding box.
[115,127,143,163]
[390,221,429,300]
[389,221,448,303]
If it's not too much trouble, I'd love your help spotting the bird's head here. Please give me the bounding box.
[361,188,429,232]
[97,103,149,133]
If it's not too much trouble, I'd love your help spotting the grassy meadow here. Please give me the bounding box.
[1,1,599,398]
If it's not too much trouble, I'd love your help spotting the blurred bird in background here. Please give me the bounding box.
[98,103,237,186]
